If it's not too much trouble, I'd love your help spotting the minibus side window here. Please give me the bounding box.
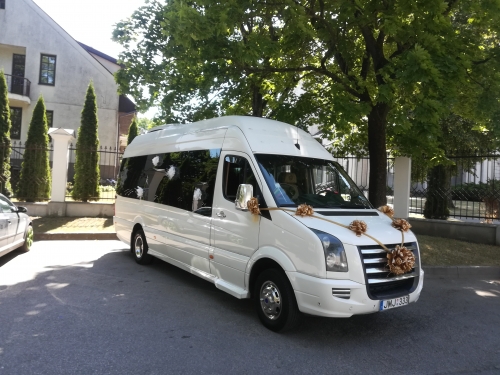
[222,156,258,201]
[116,155,148,198]
[222,155,270,219]
[153,149,220,217]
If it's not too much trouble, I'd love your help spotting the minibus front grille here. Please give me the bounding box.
[358,242,420,300]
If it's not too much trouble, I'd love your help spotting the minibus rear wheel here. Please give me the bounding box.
[254,269,301,332]
[132,229,153,265]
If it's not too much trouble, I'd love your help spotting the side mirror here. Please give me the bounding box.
[235,184,254,211]
[16,206,28,213]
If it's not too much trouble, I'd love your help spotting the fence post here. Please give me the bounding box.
[394,157,411,219]
[48,128,75,202]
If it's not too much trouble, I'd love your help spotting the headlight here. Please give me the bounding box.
[311,229,348,272]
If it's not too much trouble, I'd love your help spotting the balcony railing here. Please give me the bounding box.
[5,74,31,98]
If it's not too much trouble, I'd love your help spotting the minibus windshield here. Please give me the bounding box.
[255,154,372,209]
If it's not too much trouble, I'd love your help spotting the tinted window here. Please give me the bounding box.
[222,155,258,201]
[116,149,220,217]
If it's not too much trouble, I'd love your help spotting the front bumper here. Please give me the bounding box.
[286,269,424,318]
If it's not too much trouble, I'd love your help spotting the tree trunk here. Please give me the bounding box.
[423,165,450,219]
[367,103,389,208]
[251,84,266,117]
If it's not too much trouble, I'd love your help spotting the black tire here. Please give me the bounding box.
[254,268,302,332]
[20,225,34,252]
[131,229,153,265]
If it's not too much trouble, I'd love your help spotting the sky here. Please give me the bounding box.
[32,0,148,60]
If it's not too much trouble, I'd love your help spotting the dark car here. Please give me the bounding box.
[0,194,33,258]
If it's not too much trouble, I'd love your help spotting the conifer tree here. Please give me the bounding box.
[127,116,138,145]
[72,82,100,201]
[0,71,12,197]
[17,96,51,201]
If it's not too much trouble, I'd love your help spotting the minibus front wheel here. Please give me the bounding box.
[132,229,153,265]
[254,269,301,332]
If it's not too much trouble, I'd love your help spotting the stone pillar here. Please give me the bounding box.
[48,128,75,202]
[394,157,411,219]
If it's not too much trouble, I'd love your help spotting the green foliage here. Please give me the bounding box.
[451,180,500,202]
[127,116,139,145]
[72,82,100,202]
[137,117,155,131]
[17,96,51,202]
[0,71,12,197]
[114,0,500,207]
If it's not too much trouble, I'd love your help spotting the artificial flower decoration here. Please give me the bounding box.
[152,155,160,166]
[349,220,367,236]
[247,197,261,215]
[378,205,394,218]
[392,218,412,232]
[193,188,202,200]
[166,166,176,180]
[295,204,314,217]
[136,186,144,199]
[386,245,416,275]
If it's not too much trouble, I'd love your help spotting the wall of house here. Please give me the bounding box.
[0,0,119,148]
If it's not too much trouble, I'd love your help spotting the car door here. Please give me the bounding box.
[0,197,17,250]
[210,152,262,289]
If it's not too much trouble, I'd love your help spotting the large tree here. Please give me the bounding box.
[0,71,12,197]
[114,0,500,207]
[72,82,100,202]
[17,96,51,202]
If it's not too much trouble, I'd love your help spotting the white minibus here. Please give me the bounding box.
[114,116,423,332]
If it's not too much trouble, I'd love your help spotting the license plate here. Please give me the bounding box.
[380,295,409,311]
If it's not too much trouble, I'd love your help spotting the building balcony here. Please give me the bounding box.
[5,74,31,105]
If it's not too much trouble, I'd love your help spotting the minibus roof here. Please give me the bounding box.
[128,116,332,160]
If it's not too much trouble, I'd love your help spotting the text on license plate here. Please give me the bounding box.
[380,295,409,311]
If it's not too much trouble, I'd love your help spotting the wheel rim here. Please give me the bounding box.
[26,227,33,249]
[259,281,282,320]
[134,235,143,258]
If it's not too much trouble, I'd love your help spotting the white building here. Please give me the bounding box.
[0,0,135,149]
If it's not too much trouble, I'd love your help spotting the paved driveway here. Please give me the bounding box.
[1,241,499,375]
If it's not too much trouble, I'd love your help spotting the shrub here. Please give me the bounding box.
[17,96,51,202]
[72,82,100,201]
[0,71,12,197]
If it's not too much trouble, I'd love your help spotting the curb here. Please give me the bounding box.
[34,233,118,241]
[423,266,500,279]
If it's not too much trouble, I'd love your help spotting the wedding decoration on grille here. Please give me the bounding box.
[378,205,394,218]
[152,155,160,166]
[246,197,415,275]
[295,204,314,217]
[386,245,416,275]
[348,220,368,236]
[392,218,412,232]
[247,197,261,215]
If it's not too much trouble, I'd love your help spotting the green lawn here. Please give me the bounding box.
[418,234,500,266]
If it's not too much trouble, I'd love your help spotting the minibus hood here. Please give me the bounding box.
[288,209,417,246]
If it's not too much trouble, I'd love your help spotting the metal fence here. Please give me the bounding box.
[1,141,54,201]
[408,152,500,222]
[334,152,500,222]
[65,144,122,202]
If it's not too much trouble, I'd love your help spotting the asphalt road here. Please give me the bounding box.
[0,241,499,375]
